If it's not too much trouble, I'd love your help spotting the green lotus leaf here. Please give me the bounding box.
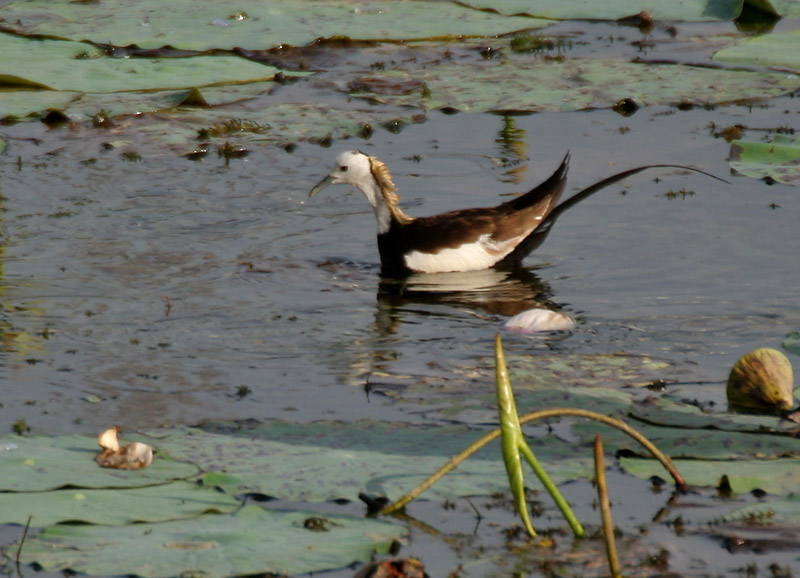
[0,434,199,492]
[714,29,800,71]
[0,481,240,526]
[12,505,405,578]
[621,456,800,494]
[458,0,743,21]
[729,134,800,185]
[0,0,548,51]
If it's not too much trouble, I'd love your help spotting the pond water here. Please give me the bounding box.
[2,97,797,434]
[1,10,800,578]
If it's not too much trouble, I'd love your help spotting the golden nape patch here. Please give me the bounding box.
[368,155,414,225]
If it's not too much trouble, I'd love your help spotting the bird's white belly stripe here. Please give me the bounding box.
[404,234,522,273]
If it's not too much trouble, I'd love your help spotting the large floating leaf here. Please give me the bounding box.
[629,396,800,434]
[0,433,199,492]
[714,29,800,71]
[145,421,594,501]
[573,418,800,460]
[0,34,282,94]
[348,58,800,113]
[0,481,239,526]
[0,0,548,51]
[459,0,743,21]
[621,456,800,494]
[14,505,405,578]
[729,134,800,185]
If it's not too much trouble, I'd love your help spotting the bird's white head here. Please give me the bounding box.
[309,150,373,197]
[309,150,411,234]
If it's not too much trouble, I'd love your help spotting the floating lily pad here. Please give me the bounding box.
[0,34,282,93]
[0,433,199,491]
[348,57,800,113]
[13,505,405,578]
[458,0,743,21]
[0,481,240,526]
[0,0,548,51]
[621,456,800,494]
[573,417,800,460]
[145,421,595,501]
[629,396,800,434]
[729,134,800,185]
[714,29,800,71]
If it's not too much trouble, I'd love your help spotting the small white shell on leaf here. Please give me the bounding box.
[727,348,795,412]
[122,442,154,468]
[97,426,120,452]
[504,309,575,333]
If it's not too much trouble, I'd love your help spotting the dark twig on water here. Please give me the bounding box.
[15,515,32,574]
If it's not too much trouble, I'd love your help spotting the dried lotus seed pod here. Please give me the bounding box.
[727,348,795,412]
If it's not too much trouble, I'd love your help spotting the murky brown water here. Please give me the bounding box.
[2,14,800,578]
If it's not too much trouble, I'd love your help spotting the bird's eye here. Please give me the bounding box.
[339,166,348,172]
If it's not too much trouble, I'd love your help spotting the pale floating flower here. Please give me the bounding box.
[96,427,154,470]
[504,308,575,333]
[97,426,121,452]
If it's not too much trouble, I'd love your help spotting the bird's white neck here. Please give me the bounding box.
[357,178,394,235]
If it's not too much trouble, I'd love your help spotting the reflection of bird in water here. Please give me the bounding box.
[377,267,558,318]
[309,150,727,277]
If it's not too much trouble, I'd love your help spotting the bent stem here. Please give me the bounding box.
[381,338,686,520]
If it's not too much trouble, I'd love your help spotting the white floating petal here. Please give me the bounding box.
[504,308,575,333]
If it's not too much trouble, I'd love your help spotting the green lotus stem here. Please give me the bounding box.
[595,435,622,578]
[381,339,686,516]
[496,334,584,537]
[495,332,538,536]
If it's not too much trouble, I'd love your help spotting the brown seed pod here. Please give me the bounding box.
[727,348,795,412]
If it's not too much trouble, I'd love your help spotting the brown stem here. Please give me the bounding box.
[595,435,622,578]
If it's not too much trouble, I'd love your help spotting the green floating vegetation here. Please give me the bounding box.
[725,493,800,526]
[147,421,593,501]
[0,434,199,492]
[0,481,240,526]
[348,58,799,113]
[729,134,800,185]
[0,34,282,94]
[714,28,800,71]
[0,0,547,51]
[15,505,405,578]
[458,0,745,21]
[621,456,800,494]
